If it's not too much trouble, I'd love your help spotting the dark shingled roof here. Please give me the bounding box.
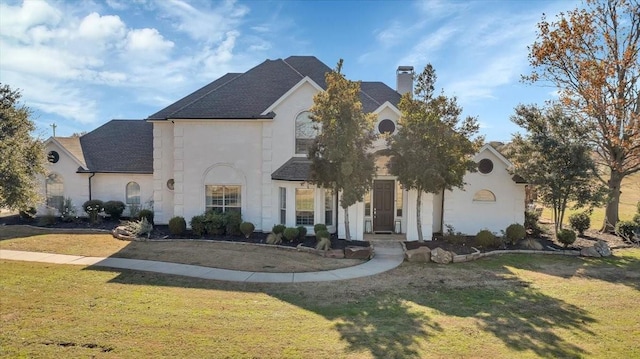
[148,56,401,120]
[79,120,153,173]
[272,157,312,181]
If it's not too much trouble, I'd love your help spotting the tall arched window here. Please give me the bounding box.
[126,182,140,206]
[295,111,319,154]
[46,173,64,211]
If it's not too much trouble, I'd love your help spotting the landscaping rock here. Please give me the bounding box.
[594,240,612,257]
[580,246,601,257]
[345,246,372,259]
[323,249,345,259]
[405,247,431,262]
[430,247,453,264]
[112,226,136,241]
[521,238,544,250]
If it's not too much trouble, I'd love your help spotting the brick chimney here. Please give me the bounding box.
[396,66,414,96]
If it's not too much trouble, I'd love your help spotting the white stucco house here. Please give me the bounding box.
[40,56,526,240]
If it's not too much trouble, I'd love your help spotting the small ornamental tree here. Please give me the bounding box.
[388,65,482,241]
[509,104,605,235]
[308,59,376,240]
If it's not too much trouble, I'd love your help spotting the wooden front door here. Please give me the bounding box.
[373,180,394,232]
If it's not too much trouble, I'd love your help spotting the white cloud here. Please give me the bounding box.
[0,1,62,42]
[77,12,126,42]
[125,28,174,53]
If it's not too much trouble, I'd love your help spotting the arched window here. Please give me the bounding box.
[46,173,64,211]
[295,111,319,154]
[126,182,140,206]
[473,189,496,202]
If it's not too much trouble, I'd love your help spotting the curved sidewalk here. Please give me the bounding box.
[0,242,404,283]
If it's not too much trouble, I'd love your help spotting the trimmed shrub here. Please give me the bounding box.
[316,237,331,251]
[190,215,207,237]
[240,222,255,238]
[297,225,307,241]
[82,199,104,223]
[615,220,639,242]
[137,209,154,225]
[204,211,225,236]
[19,207,37,221]
[283,227,299,242]
[505,223,526,245]
[223,211,242,236]
[476,230,501,249]
[557,229,577,248]
[314,223,328,233]
[103,200,126,219]
[169,216,187,236]
[272,224,286,235]
[568,212,591,236]
[266,232,282,245]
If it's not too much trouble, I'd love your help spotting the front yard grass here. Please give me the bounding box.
[1,246,639,358]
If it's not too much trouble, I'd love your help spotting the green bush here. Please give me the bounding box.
[315,230,330,241]
[524,210,543,236]
[505,223,526,244]
[283,227,299,242]
[190,215,207,237]
[19,207,37,221]
[82,200,104,223]
[314,223,328,233]
[223,211,242,236]
[240,222,255,238]
[569,212,591,236]
[615,220,638,242]
[297,226,307,241]
[204,211,225,236]
[557,229,577,248]
[137,209,154,225]
[103,200,126,219]
[476,230,501,249]
[168,216,187,236]
[60,197,77,223]
[272,224,286,235]
[266,232,282,245]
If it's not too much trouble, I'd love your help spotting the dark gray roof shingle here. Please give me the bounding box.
[79,120,153,173]
[272,157,312,181]
[148,56,400,120]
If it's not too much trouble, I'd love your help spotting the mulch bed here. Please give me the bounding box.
[0,215,369,251]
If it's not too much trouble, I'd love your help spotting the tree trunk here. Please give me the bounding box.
[601,170,624,233]
[416,190,424,242]
[343,204,351,241]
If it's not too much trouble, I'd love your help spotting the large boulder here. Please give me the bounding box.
[405,247,431,262]
[323,249,345,259]
[430,247,453,264]
[594,240,612,257]
[345,246,372,259]
[580,246,601,257]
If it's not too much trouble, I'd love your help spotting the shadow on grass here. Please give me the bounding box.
[85,256,602,359]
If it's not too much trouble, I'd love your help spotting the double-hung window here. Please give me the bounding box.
[295,188,314,226]
[206,185,241,213]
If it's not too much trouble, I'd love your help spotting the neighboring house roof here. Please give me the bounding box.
[272,157,312,181]
[78,120,153,173]
[148,56,401,121]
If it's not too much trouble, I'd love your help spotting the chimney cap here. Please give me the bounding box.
[397,65,414,73]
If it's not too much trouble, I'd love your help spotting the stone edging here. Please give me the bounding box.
[19,225,112,233]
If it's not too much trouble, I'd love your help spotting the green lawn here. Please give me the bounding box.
[2,248,639,358]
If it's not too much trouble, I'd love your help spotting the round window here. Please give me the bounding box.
[378,119,396,134]
[47,151,59,163]
[478,159,493,174]
[167,179,175,190]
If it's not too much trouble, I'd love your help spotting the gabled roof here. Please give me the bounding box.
[148,56,401,120]
[46,136,87,169]
[78,120,153,173]
[272,157,312,181]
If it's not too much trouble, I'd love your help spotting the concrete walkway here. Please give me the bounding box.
[0,241,404,283]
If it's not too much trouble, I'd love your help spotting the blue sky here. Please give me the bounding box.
[0,0,580,141]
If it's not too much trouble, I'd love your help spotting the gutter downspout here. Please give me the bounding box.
[440,188,445,234]
[88,173,96,200]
